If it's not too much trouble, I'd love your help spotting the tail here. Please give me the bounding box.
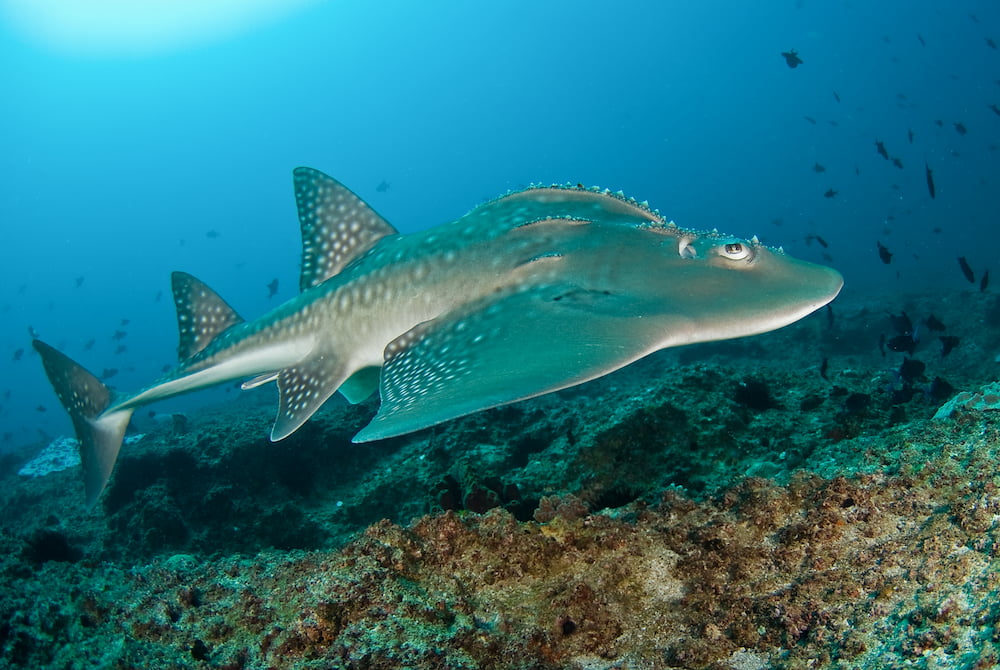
[33,340,134,507]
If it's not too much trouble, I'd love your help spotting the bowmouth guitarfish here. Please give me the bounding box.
[34,168,843,505]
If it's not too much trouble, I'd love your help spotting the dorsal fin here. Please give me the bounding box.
[293,167,398,291]
[171,271,244,360]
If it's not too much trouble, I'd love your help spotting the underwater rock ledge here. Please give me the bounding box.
[3,415,1000,669]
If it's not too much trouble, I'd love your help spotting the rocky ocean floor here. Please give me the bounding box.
[2,289,1000,669]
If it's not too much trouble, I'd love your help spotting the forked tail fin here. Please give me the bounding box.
[33,340,134,507]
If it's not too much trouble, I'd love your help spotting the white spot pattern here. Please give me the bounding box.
[171,272,244,360]
[293,168,398,292]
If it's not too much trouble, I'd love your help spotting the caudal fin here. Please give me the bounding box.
[33,340,134,507]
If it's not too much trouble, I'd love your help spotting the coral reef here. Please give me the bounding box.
[1,290,999,668]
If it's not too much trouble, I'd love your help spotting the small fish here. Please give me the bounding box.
[115,344,128,355]
[957,257,975,283]
[925,162,935,199]
[825,304,835,329]
[28,325,39,339]
[376,180,391,193]
[75,276,85,288]
[112,330,127,341]
[907,128,914,144]
[83,338,96,351]
[781,49,803,68]
[924,315,946,332]
[833,91,840,103]
[100,368,118,380]
[267,278,279,298]
[803,115,817,125]
[954,122,967,136]
[820,357,829,380]
[889,311,913,336]
[805,234,829,249]
[876,241,893,264]
[12,348,23,361]
[205,230,220,239]
[934,119,944,127]
[854,165,860,176]
[988,37,997,50]
[36,405,47,412]
[824,189,838,198]
[121,318,130,326]
[940,335,960,357]
[875,140,889,160]
[887,334,917,355]
[891,157,903,169]
[981,269,990,292]
[917,34,926,46]
[154,290,163,303]
[990,103,1000,117]
[813,162,826,173]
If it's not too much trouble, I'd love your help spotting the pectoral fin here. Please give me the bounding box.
[352,284,661,442]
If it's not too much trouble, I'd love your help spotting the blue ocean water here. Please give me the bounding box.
[1,0,998,451]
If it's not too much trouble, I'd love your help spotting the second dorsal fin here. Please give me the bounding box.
[171,271,244,360]
[293,167,398,291]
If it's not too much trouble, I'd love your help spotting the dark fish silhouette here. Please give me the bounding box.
[112,330,127,341]
[990,104,1000,117]
[820,357,829,380]
[75,276,85,288]
[887,335,917,355]
[981,270,990,292]
[875,140,889,160]
[36,405,47,412]
[154,290,163,303]
[781,49,803,68]
[988,37,997,50]
[826,304,835,329]
[891,157,903,169]
[925,162,935,199]
[917,34,926,46]
[957,257,975,283]
[940,335,960,357]
[954,122,967,136]
[833,91,840,103]
[877,241,893,264]
[267,278,279,298]
[805,233,829,249]
[813,162,826,173]
[889,311,912,336]
[376,180,391,193]
[100,368,118,380]
[28,325,39,339]
[803,115,817,125]
[12,348,23,361]
[908,128,914,143]
[83,338,96,351]
[205,230,220,239]
[824,189,838,198]
[924,315,946,332]
[121,318,130,326]
[115,344,128,355]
